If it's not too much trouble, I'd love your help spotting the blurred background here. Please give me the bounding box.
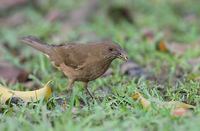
[0,0,200,89]
[1,0,200,130]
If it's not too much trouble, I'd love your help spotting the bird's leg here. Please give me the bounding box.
[66,79,75,94]
[83,82,94,99]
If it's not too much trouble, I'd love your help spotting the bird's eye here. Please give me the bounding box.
[109,48,113,51]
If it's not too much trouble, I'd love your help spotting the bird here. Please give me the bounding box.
[21,36,128,98]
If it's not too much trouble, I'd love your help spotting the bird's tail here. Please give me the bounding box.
[20,36,51,54]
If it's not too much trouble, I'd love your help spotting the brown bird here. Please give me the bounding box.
[21,36,128,98]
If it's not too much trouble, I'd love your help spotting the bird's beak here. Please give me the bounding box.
[118,51,128,61]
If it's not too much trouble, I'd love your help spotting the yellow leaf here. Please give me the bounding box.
[162,101,195,109]
[132,92,151,109]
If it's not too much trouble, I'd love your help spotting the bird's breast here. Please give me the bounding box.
[76,60,112,81]
[59,59,112,82]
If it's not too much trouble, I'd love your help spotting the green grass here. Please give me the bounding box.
[0,0,200,131]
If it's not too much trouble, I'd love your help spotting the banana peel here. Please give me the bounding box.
[0,81,52,103]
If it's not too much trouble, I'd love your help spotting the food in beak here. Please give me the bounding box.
[118,52,128,61]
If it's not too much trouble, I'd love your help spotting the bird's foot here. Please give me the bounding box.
[85,87,95,99]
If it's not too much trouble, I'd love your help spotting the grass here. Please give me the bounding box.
[0,0,200,130]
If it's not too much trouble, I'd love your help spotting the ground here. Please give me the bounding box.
[0,0,200,131]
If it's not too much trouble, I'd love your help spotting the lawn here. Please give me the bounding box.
[0,0,200,131]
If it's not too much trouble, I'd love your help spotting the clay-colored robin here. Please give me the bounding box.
[21,36,128,98]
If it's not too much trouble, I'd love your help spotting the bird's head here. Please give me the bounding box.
[101,41,128,61]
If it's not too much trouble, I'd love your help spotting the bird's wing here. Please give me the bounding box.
[49,44,89,69]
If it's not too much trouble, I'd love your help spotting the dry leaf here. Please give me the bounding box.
[131,92,195,116]
[0,61,29,83]
[171,108,191,117]
[161,101,195,109]
[156,40,169,53]
[121,61,146,78]
[156,40,200,56]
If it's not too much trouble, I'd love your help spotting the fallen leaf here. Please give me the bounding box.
[156,40,170,53]
[156,39,200,56]
[121,61,147,78]
[0,61,29,83]
[131,92,195,116]
[171,108,191,117]
[161,101,195,109]
[132,92,151,109]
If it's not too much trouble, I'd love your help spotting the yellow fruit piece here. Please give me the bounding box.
[0,81,52,103]
[132,92,151,109]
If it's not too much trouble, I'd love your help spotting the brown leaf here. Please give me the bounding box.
[0,61,29,83]
[121,61,146,77]
[156,40,170,53]
[171,108,191,117]
[156,40,200,56]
